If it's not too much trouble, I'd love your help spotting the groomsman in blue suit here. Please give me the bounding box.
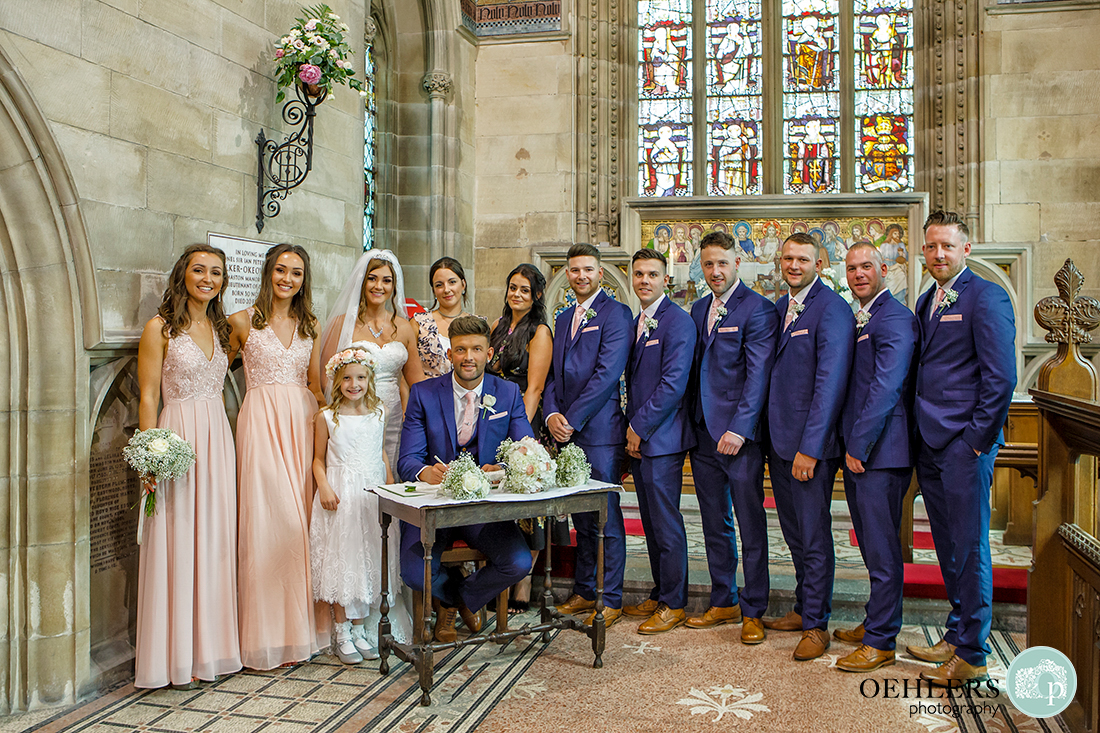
[831,243,918,673]
[545,243,633,627]
[685,230,778,645]
[906,211,1015,685]
[764,232,854,661]
[398,316,535,643]
[619,249,696,634]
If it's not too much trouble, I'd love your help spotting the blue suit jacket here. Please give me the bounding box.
[914,268,1016,453]
[841,290,918,469]
[767,278,855,462]
[689,284,779,444]
[625,297,697,457]
[543,290,633,447]
[397,372,534,482]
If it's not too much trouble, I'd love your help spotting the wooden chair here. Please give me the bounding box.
[411,542,510,643]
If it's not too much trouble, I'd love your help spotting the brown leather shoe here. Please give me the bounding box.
[836,644,896,672]
[793,628,830,661]
[920,655,989,686]
[685,605,742,629]
[741,617,766,645]
[637,604,686,635]
[458,602,481,634]
[623,598,659,617]
[434,606,458,643]
[833,623,865,645]
[583,607,623,629]
[906,638,956,664]
[763,610,802,631]
[556,594,596,616]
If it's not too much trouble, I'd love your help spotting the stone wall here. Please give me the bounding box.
[982,4,1100,339]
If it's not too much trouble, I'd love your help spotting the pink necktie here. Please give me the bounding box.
[784,299,797,331]
[571,305,585,338]
[931,287,945,320]
[707,297,720,335]
[457,391,476,446]
[636,314,646,342]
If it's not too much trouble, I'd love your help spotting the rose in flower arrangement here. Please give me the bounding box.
[555,443,592,488]
[122,428,196,518]
[438,453,491,501]
[273,4,364,103]
[496,437,557,494]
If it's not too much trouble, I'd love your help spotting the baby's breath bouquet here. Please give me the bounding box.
[496,437,556,494]
[555,444,592,488]
[439,453,491,501]
[123,428,196,518]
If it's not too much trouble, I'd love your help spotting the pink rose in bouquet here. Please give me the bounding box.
[298,64,322,85]
[275,48,285,58]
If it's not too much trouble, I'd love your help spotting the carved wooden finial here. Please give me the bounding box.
[1035,259,1100,345]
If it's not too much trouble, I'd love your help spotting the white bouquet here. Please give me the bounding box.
[439,453,491,501]
[555,444,591,488]
[496,437,556,494]
[122,428,196,517]
[820,267,854,304]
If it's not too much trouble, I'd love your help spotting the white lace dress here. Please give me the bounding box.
[309,408,411,644]
[348,340,408,470]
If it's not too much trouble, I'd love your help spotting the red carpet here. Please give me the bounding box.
[904,562,1027,604]
[850,527,935,550]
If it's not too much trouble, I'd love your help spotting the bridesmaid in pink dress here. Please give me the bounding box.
[228,244,324,670]
[135,243,242,689]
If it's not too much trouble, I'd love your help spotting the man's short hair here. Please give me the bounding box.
[923,210,970,241]
[845,242,884,268]
[632,248,667,268]
[699,230,736,251]
[568,243,601,262]
[448,314,491,341]
[783,231,822,260]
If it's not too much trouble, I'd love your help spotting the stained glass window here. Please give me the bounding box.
[637,0,914,197]
[853,0,913,192]
[363,33,376,251]
[706,0,763,195]
[638,0,693,196]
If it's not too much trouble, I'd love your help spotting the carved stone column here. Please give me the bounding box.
[915,1,982,238]
[575,0,627,247]
[423,70,453,264]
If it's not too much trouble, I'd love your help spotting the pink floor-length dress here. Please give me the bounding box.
[236,312,322,669]
[135,328,242,688]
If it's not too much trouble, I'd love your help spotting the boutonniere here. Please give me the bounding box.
[581,307,597,327]
[643,316,659,338]
[937,288,958,314]
[716,305,727,319]
[855,311,871,332]
[478,394,497,418]
[790,302,806,323]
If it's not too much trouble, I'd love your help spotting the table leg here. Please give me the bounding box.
[540,518,553,643]
[592,510,606,669]
[419,531,435,706]
[378,512,392,676]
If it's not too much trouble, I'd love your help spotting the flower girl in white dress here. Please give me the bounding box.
[310,348,393,664]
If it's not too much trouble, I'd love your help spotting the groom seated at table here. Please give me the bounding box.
[397,315,535,643]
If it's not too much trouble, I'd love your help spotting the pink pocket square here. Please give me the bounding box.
[941,314,963,322]
[581,325,600,333]
[857,333,870,342]
[487,411,509,420]
[645,339,659,346]
[791,328,809,337]
[717,326,739,333]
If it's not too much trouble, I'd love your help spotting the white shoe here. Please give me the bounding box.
[333,622,363,665]
[350,623,380,660]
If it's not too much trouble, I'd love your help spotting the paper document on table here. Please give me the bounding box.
[371,479,620,508]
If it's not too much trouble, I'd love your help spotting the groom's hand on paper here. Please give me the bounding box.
[422,463,448,485]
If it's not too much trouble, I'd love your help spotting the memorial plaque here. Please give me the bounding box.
[209,233,273,315]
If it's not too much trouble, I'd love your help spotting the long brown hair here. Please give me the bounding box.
[251,243,318,339]
[326,361,382,425]
[158,243,231,351]
[357,257,399,335]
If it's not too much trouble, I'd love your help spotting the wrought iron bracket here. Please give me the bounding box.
[255,83,327,233]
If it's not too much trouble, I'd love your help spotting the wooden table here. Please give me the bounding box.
[373,480,620,706]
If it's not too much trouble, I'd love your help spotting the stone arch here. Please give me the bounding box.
[0,41,96,711]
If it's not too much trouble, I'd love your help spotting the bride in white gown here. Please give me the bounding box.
[320,249,425,647]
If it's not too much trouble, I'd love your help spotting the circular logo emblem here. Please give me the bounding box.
[1006,646,1077,718]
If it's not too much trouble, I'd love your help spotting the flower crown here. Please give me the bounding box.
[325,348,375,383]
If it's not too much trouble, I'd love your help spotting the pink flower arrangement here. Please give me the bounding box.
[298,64,322,85]
[272,4,362,103]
